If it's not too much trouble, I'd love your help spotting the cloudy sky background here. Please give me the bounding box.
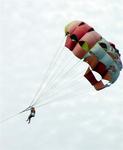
[0,0,123,150]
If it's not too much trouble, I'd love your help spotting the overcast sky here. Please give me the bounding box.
[0,0,123,150]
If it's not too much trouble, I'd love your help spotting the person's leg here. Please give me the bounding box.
[28,115,32,124]
[26,118,29,121]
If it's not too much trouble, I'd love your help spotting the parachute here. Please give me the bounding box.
[65,21,122,90]
[1,21,123,124]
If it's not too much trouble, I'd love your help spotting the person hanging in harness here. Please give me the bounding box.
[26,107,36,124]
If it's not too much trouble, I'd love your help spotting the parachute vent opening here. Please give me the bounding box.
[92,70,102,81]
[65,32,69,36]
[87,28,94,32]
[70,34,78,42]
[79,41,85,46]
[79,22,85,26]
[102,79,110,85]
[109,42,116,49]
[99,42,107,49]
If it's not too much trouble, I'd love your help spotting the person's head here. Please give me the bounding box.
[31,107,35,110]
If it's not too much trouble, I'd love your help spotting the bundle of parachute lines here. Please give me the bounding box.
[31,20,123,108]
[26,20,123,109]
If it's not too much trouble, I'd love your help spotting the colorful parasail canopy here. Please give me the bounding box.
[65,21,122,90]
